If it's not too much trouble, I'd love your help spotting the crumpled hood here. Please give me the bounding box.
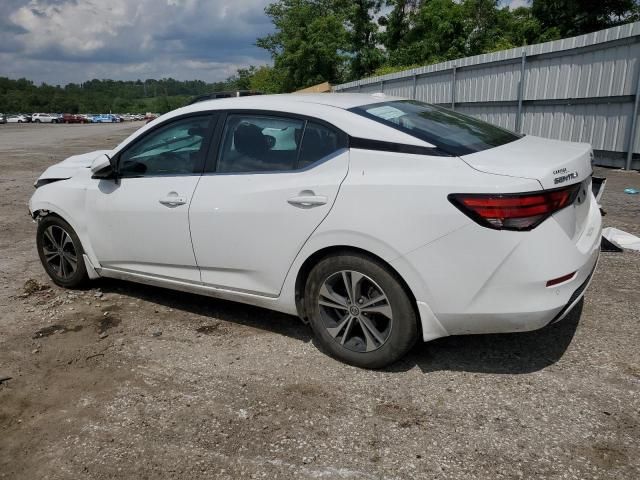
[36,150,111,182]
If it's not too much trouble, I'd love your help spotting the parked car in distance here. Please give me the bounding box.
[62,113,89,124]
[0,114,6,124]
[144,113,159,124]
[91,114,118,123]
[29,93,603,368]
[6,114,28,123]
[32,113,59,123]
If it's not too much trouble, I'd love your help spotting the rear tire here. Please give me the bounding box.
[305,253,417,369]
[36,216,88,288]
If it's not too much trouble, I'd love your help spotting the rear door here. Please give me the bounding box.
[189,112,349,296]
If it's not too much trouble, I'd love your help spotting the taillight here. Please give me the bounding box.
[448,184,580,231]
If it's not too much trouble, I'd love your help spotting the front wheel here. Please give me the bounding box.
[36,216,88,288]
[305,253,418,369]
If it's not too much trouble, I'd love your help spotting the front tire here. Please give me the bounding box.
[305,253,417,369]
[36,216,88,288]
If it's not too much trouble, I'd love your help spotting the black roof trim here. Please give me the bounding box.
[348,136,453,157]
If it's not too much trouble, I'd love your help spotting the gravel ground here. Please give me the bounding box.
[0,123,639,479]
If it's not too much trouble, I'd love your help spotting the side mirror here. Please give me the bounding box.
[91,154,115,179]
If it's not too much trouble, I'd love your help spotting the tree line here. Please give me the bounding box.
[1,0,638,114]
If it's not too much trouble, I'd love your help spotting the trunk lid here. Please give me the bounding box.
[460,135,595,241]
[460,135,593,190]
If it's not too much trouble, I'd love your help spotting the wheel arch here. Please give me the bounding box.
[30,193,101,267]
[293,245,423,337]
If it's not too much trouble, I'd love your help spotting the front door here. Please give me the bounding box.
[86,114,216,282]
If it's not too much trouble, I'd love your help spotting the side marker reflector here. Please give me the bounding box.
[546,272,576,287]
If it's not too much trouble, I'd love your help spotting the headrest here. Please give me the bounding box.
[234,122,269,157]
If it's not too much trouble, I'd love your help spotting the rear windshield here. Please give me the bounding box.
[349,100,520,156]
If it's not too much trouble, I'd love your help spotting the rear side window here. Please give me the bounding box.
[298,122,341,169]
[217,115,304,173]
[349,100,520,156]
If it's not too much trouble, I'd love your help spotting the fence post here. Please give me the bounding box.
[380,80,385,93]
[516,50,527,133]
[358,84,362,92]
[626,63,640,170]
[451,65,456,110]
[412,73,418,100]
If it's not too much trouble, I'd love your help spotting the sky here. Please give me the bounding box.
[0,0,530,86]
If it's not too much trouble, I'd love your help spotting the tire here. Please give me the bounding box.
[305,253,417,369]
[36,215,89,288]
[35,119,40,123]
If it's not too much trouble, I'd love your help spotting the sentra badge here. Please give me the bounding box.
[554,170,578,184]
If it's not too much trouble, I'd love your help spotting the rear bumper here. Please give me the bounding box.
[547,254,598,325]
[399,191,602,338]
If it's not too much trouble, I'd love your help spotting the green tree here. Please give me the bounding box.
[532,0,640,37]
[378,0,418,53]
[257,0,350,91]
[386,0,467,66]
[344,0,384,79]
[249,66,287,93]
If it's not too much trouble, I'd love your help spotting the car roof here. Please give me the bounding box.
[190,92,403,112]
[114,92,437,153]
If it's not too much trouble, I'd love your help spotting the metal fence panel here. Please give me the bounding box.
[456,63,521,102]
[417,72,453,104]
[333,22,640,168]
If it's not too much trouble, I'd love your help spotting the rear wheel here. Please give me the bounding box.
[305,253,417,369]
[36,216,88,288]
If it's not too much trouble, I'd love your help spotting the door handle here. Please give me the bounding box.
[287,192,328,208]
[159,192,187,207]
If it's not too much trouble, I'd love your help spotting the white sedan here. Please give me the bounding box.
[7,114,28,123]
[29,94,602,368]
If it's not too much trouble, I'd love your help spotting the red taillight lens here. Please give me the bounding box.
[448,184,580,231]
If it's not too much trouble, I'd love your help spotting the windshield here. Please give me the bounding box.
[349,100,521,156]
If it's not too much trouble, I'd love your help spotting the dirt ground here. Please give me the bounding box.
[0,122,639,480]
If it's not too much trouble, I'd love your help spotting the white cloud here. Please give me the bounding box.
[0,0,273,84]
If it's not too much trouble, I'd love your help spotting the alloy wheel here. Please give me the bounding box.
[42,225,78,280]
[318,270,393,353]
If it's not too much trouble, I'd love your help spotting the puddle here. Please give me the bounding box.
[33,324,83,339]
[98,316,121,334]
[23,279,50,296]
[195,324,221,335]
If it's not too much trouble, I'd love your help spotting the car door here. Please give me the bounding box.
[189,112,349,296]
[86,113,217,282]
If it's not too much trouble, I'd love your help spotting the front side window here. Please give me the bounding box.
[217,114,304,173]
[349,100,520,156]
[119,115,212,177]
